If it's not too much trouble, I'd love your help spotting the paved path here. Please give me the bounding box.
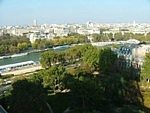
[1,65,43,76]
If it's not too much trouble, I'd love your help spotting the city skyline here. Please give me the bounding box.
[0,0,150,26]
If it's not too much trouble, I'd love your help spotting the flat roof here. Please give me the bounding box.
[0,61,35,69]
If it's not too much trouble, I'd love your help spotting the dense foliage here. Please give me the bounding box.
[32,34,89,49]
[0,33,89,55]
[0,34,31,55]
[8,79,50,113]
[92,32,150,42]
[1,32,150,56]
[141,53,150,81]
[0,44,150,113]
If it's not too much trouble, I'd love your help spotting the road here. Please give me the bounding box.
[1,65,43,76]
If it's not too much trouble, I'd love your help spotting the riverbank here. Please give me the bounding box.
[1,65,43,76]
[0,45,71,60]
[0,48,50,60]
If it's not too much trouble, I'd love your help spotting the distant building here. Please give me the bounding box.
[29,33,38,43]
[33,19,37,26]
[117,44,150,69]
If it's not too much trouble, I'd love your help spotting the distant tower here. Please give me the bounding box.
[33,19,37,26]
[133,20,136,26]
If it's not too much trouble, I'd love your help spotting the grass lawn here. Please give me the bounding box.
[142,90,150,108]
[140,82,150,108]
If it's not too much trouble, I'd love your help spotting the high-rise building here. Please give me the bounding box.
[33,19,37,26]
[133,20,136,26]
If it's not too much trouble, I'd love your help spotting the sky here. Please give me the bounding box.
[0,0,150,26]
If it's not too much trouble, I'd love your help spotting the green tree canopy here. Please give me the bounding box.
[40,50,57,68]
[99,48,117,74]
[9,79,49,113]
[141,53,150,81]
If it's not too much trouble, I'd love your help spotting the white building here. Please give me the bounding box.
[33,19,37,26]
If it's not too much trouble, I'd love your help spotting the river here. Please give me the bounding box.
[0,45,70,66]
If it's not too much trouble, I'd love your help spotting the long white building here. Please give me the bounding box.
[0,61,35,73]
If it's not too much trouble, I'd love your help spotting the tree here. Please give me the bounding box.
[63,75,104,111]
[9,79,49,113]
[40,50,57,68]
[99,48,117,74]
[65,46,82,64]
[41,66,66,92]
[114,32,123,41]
[17,42,28,52]
[141,53,150,81]
[9,45,19,53]
[0,35,31,55]
[57,52,66,65]
[31,43,38,49]
[83,47,99,70]
[0,45,5,55]
[92,34,102,42]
